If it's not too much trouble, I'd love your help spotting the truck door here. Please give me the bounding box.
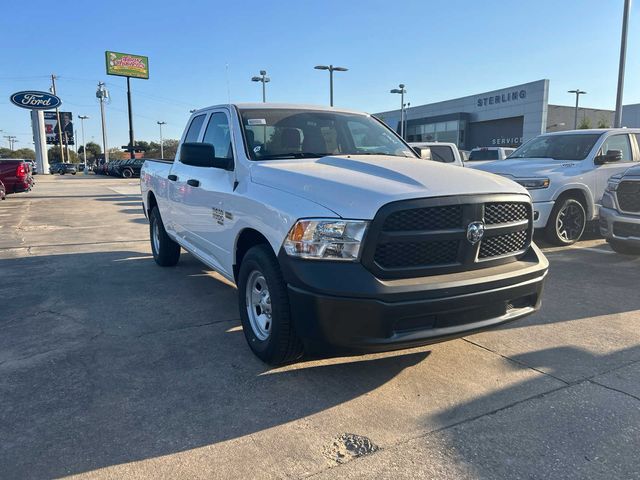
[594,134,636,206]
[173,109,236,276]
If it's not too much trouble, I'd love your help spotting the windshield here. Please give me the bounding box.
[508,134,601,161]
[239,108,415,160]
[468,149,499,161]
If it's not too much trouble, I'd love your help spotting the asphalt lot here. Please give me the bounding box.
[1,175,639,480]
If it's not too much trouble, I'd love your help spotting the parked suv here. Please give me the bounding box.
[51,163,77,175]
[466,147,516,166]
[141,103,548,364]
[113,159,145,178]
[475,129,640,245]
[0,159,33,194]
[600,165,640,254]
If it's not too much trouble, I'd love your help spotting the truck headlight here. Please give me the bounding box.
[284,219,368,261]
[606,180,619,192]
[516,178,550,190]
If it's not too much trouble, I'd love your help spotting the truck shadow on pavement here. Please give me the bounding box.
[0,250,428,479]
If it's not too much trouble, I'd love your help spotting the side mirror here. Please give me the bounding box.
[180,142,233,169]
[595,149,623,165]
[413,146,432,160]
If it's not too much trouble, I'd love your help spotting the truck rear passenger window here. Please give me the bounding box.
[184,115,206,143]
[429,146,455,163]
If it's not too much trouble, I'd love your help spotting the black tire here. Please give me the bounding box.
[545,196,586,246]
[122,169,133,179]
[59,170,65,175]
[237,244,303,365]
[608,239,640,255]
[72,172,76,175]
[149,207,180,266]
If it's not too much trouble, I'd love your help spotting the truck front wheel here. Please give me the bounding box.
[150,207,180,266]
[545,197,586,246]
[238,245,303,365]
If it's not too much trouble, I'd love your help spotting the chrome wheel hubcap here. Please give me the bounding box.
[557,203,584,242]
[152,219,161,253]
[246,270,272,341]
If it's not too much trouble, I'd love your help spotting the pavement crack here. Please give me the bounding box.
[588,379,640,403]
[461,337,570,386]
[135,318,238,338]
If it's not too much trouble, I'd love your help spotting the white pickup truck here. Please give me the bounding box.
[141,104,548,364]
[475,129,640,245]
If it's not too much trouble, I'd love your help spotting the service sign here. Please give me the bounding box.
[105,51,149,79]
[10,91,62,110]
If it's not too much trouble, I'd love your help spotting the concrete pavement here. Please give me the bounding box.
[1,175,639,479]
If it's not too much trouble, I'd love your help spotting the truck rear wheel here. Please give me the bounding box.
[150,207,180,266]
[237,245,303,365]
[545,196,586,246]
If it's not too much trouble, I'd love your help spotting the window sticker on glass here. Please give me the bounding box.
[253,145,262,153]
[247,118,267,126]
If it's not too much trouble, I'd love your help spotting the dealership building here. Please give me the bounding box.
[375,79,617,150]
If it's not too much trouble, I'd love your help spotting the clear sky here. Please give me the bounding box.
[1,0,639,150]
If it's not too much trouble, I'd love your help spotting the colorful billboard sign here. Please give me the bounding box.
[105,51,149,79]
[44,112,74,145]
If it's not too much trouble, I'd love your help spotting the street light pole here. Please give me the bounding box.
[251,70,271,103]
[314,65,348,106]
[568,89,587,129]
[614,0,632,128]
[390,84,407,139]
[96,82,110,163]
[157,121,166,159]
[78,115,89,170]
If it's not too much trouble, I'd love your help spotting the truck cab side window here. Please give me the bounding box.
[184,115,206,143]
[601,134,631,161]
[203,113,234,159]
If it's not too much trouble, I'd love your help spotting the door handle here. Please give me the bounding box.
[187,179,200,187]
[168,174,177,181]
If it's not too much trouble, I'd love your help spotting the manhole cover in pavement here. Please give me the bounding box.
[323,433,379,464]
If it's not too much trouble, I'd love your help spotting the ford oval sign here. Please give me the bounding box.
[10,91,62,110]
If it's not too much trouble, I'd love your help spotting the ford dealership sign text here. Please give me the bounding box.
[10,91,62,110]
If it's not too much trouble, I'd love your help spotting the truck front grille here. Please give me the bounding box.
[362,195,533,279]
[617,181,640,213]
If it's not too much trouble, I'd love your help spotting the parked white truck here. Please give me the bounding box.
[600,164,640,254]
[474,129,640,245]
[141,104,548,364]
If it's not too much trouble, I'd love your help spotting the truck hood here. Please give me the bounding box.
[250,155,528,219]
[475,158,580,178]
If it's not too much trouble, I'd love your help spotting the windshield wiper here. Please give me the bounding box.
[257,152,331,160]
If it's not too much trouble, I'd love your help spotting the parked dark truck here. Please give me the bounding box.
[141,104,549,364]
[0,159,34,194]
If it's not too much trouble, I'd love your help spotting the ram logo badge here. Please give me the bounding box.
[466,221,485,244]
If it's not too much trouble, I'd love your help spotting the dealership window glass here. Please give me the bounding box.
[184,114,206,143]
[446,121,458,131]
[468,149,499,161]
[203,112,233,159]
[424,123,435,133]
[509,134,600,161]
[239,108,415,160]
[436,122,447,133]
[600,134,632,161]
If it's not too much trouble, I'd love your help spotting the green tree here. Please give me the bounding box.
[597,117,610,128]
[48,146,78,163]
[578,117,592,129]
[78,141,102,161]
[0,147,35,159]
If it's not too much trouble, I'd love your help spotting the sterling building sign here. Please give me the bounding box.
[477,89,526,107]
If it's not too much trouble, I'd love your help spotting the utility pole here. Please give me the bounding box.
[157,121,166,159]
[78,115,89,167]
[50,74,66,163]
[614,0,632,128]
[568,89,587,129]
[314,65,348,107]
[251,70,271,102]
[96,82,110,163]
[4,135,17,150]
[390,84,407,139]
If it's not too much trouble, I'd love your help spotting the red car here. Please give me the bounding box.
[0,159,33,194]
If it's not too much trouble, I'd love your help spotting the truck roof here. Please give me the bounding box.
[190,103,369,116]
[543,128,640,136]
